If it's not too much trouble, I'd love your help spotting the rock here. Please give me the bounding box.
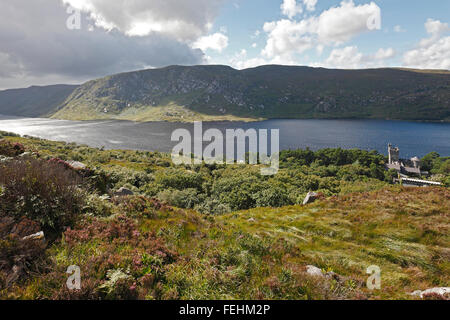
[19,152,31,157]
[303,192,319,205]
[413,287,450,299]
[99,194,111,201]
[22,231,45,241]
[247,218,256,222]
[410,290,422,297]
[306,265,324,277]
[114,187,134,197]
[67,161,87,170]
[0,156,13,163]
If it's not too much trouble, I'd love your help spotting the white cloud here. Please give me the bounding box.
[402,19,450,70]
[394,25,406,33]
[252,43,258,48]
[324,46,363,68]
[192,32,229,52]
[62,0,224,41]
[281,0,303,19]
[229,49,267,69]
[374,47,395,60]
[261,0,380,63]
[262,19,316,60]
[316,0,381,43]
[424,19,449,36]
[317,46,395,69]
[303,0,318,12]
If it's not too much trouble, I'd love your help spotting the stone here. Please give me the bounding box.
[22,231,45,241]
[303,192,319,205]
[67,161,87,170]
[114,187,134,197]
[19,152,31,157]
[306,265,324,277]
[410,287,450,299]
[247,218,256,222]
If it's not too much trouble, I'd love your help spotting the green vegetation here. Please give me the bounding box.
[1,65,449,122]
[0,133,448,300]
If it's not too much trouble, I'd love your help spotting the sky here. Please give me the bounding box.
[0,0,449,89]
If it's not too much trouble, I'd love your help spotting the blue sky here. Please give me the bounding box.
[0,0,449,89]
[203,0,450,69]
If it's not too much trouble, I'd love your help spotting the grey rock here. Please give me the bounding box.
[22,231,45,241]
[68,161,87,170]
[303,192,319,205]
[306,265,324,277]
[419,287,449,298]
[114,187,134,197]
[19,152,31,157]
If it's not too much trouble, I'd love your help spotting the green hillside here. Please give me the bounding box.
[1,65,449,121]
[0,85,78,117]
[51,65,450,122]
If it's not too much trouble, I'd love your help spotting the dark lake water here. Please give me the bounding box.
[0,115,449,158]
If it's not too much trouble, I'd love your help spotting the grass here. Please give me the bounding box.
[218,186,449,299]
[0,134,448,300]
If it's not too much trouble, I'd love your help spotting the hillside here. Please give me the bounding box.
[0,133,448,300]
[0,85,78,117]
[0,65,449,122]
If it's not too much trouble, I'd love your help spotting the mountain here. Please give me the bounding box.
[2,65,450,121]
[0,84,78,117]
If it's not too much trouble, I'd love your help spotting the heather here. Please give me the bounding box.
[0,133,448,300]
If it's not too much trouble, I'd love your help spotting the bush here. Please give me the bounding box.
[0,159,85,234]
[157,188,203,209]
[154,169,204,192]
[0,140,25,157]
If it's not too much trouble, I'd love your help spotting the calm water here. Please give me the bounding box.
[0,115,449,158]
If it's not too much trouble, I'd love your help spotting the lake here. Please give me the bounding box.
[0,115,449,158]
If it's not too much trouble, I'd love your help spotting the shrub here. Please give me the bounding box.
[154,169,204,192]
[0,140,25,157]
[157,188,203,209]
[0,159,85,235]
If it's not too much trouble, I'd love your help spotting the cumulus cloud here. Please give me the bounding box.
[192,32,229,52]
[303,0,318,12]
[281,0,303,19]
[318,46,395,69]
[402,19,450,70]
[62,0,224,41]
[281,0,317,18]
[261,0,380,62]
[316,0,380,43]
[0,0,221,89]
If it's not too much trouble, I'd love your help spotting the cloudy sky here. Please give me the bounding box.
[0,0,449,89]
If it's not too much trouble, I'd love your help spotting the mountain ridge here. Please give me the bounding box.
[1,65,449,122]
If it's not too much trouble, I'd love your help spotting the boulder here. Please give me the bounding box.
[67,161,87,170]
[22,231,45,241]
[306,265,324,277]
[303,192,319,205]
[411,287,450,299]
[19,152,31,157]
[114,187,134,197]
